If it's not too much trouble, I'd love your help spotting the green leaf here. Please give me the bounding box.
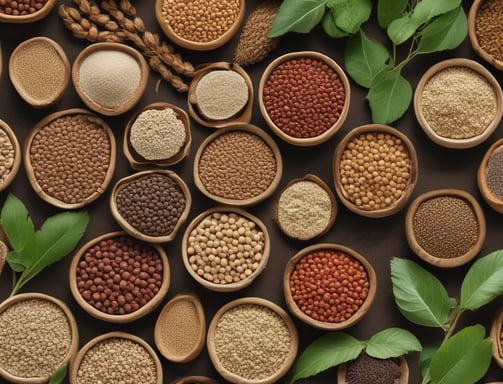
[290,332,364,383]
[366,328,422,359]
[327,0,372,34]
[6,250,29,272]
[344,29,391,88]
[413,0,461,24]
[367,69,412,124]
[420,344,440,380]
[321,11,348,38]
[460,250,503,311]
[377,0,408,28]
[390,258,451,328]
[429,325,492,384]
[387,15,423,45]
[269,0,327,37]
[48,363,68,384]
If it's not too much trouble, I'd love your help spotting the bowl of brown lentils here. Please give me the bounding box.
[0,0,57,23]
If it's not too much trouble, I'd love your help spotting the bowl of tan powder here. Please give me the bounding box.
[414,58,503,149]
[0,119,21,193]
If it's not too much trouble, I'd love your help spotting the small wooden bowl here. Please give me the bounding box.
[187,62,253,128]
[283,243,376,330]
[72,42,149,116]
[110,170,191,243]
[124,102,192,170]
[490,305,503,368]
[333,124,418,218]
[337,355,409,384]
[24,108,116,209]
[69,331,163,384]
[193,124,282,207]
[0,292,79,384]
[0,0,56,23]
[478,138,503,213]
[0,119,21,193]
[258,51,350,146]
[182,207,270,292]
[405,189,486,268]
[154,0,245,51]
[274,174,337,241]
[207,297,298,384]
[69,231,170,323]
[9,37,70,108]
[154,293,206,363]
[414,58,503,148]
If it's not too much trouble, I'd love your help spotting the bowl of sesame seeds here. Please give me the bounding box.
[478,138,503,214]
[0,119,21,194]
[0,0,57,23]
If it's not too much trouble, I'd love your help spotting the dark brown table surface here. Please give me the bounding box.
[1,1,503,383]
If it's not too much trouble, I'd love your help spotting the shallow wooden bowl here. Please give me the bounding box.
[478,138,503,214]
[0,292,79,384]
[405,189,486,268]
[182,207,270,292]
[110,170,191,243]
[193,124,282,207]
[0,119,21,193]
[154,0,245,51]
[490,305,503,368]
[24,108,116,209]
[337,355,409,384]
[283,243,376,330]
[258,51,350,146]
[154,293,206,363]
[124,102,192,170]
[72,42,149,116]
[414,58,503,148]
[207,297,298,384]
[333,124,418,218]
[69,331,163,384]
[0,0,56,23]
[187,62,253,128]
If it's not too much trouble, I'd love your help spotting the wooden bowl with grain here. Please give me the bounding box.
[0,119,21,194]
[337,355,409,384]
[490,305,503,369]
[478,138,503,214]
[0,0,57,23]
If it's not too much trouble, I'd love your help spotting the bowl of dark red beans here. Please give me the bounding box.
[69,231,170,323]
[283,243,376,330]
[258,51,350,147]
[0,0,57,23]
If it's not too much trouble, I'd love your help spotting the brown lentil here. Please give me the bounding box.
[475,0,503,63]
[0,0,47,15]
[485,148,503,201]
[213,303,292,380]
[29,113,112,204]
[161,0,241,43]
[346,353,401,384]
[420,66,497,139]
[76,235,163,315]
[290,249,369,323]
[412,196,479,259]
[187,212,265,285]
[0,298,72,378]
[339,132,411,211]
[0,126,16,185]
[262,57,345,138]
[115,174,186,236]
[198,131,277,200]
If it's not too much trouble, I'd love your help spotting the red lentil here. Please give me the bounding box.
[262,57,345,138]
[0,0,47,15]
[289,250,369,323]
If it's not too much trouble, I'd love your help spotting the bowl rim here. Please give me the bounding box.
[258,50,351,147]
[490,304,503,368]
[0,119,21,193]
[0,0,57,23]
[206,296,298,384]
[405,188,487,268]
[69,230,170,323]
[337,354,409,384]
[477,137,503,213]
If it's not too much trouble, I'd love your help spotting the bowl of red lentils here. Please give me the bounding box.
[0,119,21,194]
[69,231,170,323]
[413,58,503,149]
[154,0,245,51]
[258,51,350,147]
[478,138,503,214]
[182,207,270,292]
[333,124,418,218]
[283,243,377,330]
[0,0,57,23]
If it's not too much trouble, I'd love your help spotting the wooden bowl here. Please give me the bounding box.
[0,119,21,193]
[405,189,486,268]
[9,37,70,108]
[154,0,245,51]
[193,124,282,207]
[274,174,337,241]
[414,58,503,148]
[478,138,503,213]
[124,102,192,170]
[0,0,56,23]
[69,331,163,384]
[283,243,376,330]
[187,62,253,128]
[110,170,191,243]
[258,51,350,146]
[170,377,220,384]
[69,231,170,323]
[0,292,79,384]
[72,42,149,116]
[182,207,270,292]
[154,293,206,363]
[490,305,503,368]
[207,297,298,384]
[333,124,418,218]
[337,355,409,384]
[24,108,116,209]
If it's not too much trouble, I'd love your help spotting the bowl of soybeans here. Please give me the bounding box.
[0,119,21,194]
[478,138,503,214]
[0,0,57,23]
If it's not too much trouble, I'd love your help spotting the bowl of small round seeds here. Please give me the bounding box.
[124,102,192,170]
[0,119,21,193]
[0,0,57,23]
[333,124,418,218]
[337,354,409,384]
[0,292,79,384]
[478,138,503,214]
